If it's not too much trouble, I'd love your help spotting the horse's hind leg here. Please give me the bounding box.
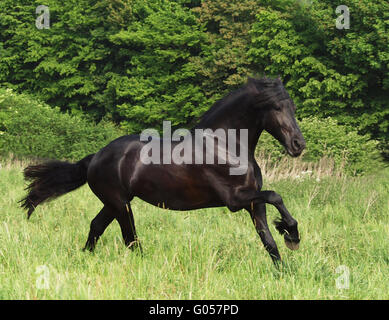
[84,206,114,251]
[88,180,142,252]
[115,201,142,253]
[258,191,300,250]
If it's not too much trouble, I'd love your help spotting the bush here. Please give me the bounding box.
[256,116,382,175]
[0,88,122,161]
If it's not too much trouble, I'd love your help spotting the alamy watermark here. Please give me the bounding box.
[36,265,50,289]
[139,121,248,175]
[335,265,350,290]
[35,5,50,29]
[336,5,350,30]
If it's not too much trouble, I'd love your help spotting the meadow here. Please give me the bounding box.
[0,159,388,299]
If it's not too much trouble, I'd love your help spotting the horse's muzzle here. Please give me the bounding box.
[287,136,306,157]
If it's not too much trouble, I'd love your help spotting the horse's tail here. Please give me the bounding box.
[20,154,95,219]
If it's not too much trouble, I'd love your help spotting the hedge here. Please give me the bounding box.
[0,88,122,161]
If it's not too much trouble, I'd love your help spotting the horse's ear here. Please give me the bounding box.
[247,77,260,95]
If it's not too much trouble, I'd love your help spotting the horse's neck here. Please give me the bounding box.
[195,94,264,157]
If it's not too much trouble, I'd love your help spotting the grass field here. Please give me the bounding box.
[0,160,388,299]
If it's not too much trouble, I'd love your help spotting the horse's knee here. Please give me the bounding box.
[267,191,283,205]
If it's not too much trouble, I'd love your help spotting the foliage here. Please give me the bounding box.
[256,116,382,175]
[190,0,266,101]
[0,88,122,160]
[248,0,389,147]
[0,0,118,120]
[107,0,211,132]
[0,0,387,164]
[0,0,210,132]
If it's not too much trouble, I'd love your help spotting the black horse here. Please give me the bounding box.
[21,77,305,265]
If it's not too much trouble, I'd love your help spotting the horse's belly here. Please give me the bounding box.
[131,165,222,210]
[135,183,222,210]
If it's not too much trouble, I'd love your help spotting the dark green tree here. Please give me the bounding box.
[248,0,389,149]
[106,0,209,132]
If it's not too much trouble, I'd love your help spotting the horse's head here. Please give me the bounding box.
[248,77,306,157]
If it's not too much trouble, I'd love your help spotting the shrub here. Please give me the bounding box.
[256,116,382,175]
[0,88,122,161]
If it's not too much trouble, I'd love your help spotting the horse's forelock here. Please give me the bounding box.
[247,77,288,102]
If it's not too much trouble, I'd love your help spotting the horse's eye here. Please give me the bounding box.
[274,105,282,111]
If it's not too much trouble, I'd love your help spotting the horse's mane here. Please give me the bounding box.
[196,86,246,127]
[196,77,288,128]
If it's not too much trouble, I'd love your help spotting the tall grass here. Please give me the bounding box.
[0,158,388,299]
[255,151,345,182]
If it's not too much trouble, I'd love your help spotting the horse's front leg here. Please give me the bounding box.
[246,202,281,265]
[258,191,300,250]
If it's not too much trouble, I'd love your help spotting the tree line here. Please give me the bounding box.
[0,0,387,154]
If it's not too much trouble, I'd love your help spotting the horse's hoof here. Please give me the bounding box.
[285,239,300,250]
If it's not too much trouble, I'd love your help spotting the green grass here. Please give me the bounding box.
[0,161,388,299]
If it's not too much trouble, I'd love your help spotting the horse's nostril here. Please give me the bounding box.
[292,138,305,151]
[293,139,300,150]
